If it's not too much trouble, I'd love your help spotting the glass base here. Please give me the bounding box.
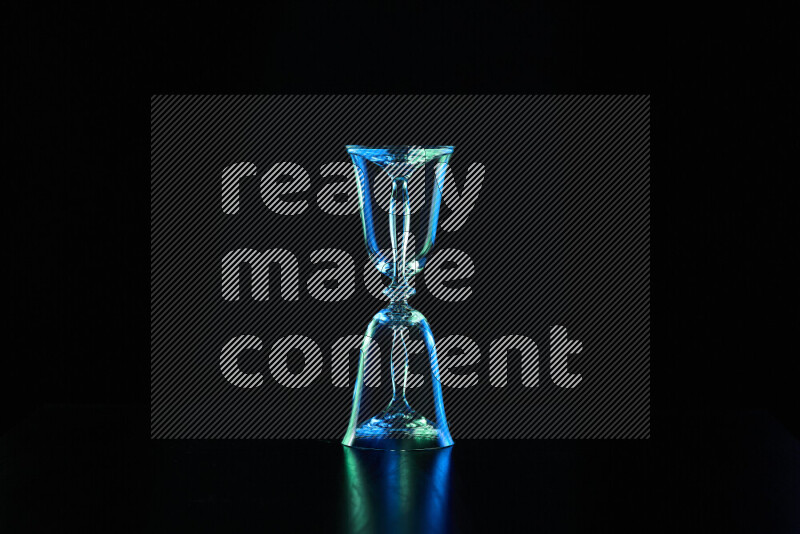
[358,406,437,437]
[343,435,454,451]
[343,405,454,451]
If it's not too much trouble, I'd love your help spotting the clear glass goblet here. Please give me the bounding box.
[342,145,455,451]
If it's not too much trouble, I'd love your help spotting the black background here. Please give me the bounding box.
[6,3,798,532]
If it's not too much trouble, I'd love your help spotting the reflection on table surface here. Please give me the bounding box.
[341,447,453,534]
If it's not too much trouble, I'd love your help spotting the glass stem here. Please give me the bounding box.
[389,328,412,409]
[387,177,412,412]
[388,178,411,294]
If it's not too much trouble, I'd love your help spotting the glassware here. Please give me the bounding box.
[342,145,455,450]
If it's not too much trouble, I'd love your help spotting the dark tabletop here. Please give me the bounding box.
[2,405,798,533]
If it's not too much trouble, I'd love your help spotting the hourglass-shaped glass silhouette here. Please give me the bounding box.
[342,145,454,450]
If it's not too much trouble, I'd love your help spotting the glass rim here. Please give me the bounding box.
[346,144,454,151]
